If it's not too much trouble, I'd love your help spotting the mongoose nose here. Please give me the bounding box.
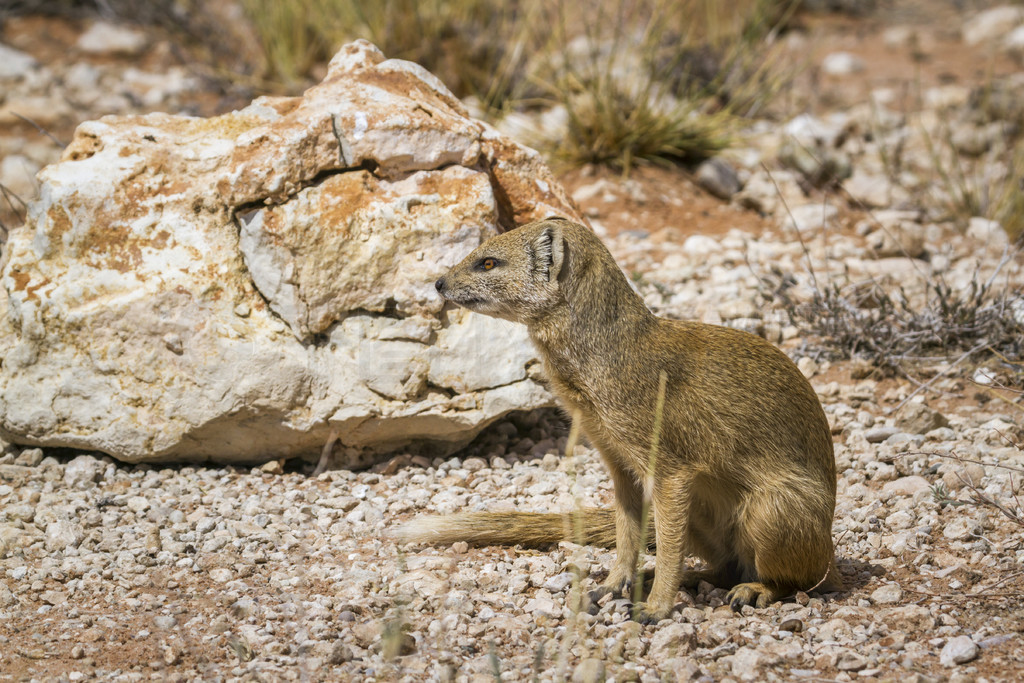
[434,278,445,292]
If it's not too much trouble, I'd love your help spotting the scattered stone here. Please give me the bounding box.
[0,43,37,80]
[572,658,606,683]
[881,604,935,630]
[153,616,177,630]
[779,140,852,187]
[779,618,803,633]
[845,170,908,209]
[45,520,83,552]
[972,367,997,385]
[966,217,1010,250]
[260,460,284,475]
[870,583,903,604]
[727,646,770,678]
[865,221,926,259]
[0,154,41,200]
[783,113,845,147]
[695,157,742,200]
[13,447,43,467]
[209,568,233,583]
[681,234,722,257]
[797,357,819,378]
[943,518,981,541]
[882,476,931,497]
[836,650,868,671]
[783,204,839,233]
[1006,24,1024,54]
[822,51,865,76]
[865,426,900,443]
[962,5,1024,46]
[648,623,697,659]
[940,635,980,666]
[895,402,950,435]
[40,590,67,606]
[64,455,107,489]
[75,21,149,56]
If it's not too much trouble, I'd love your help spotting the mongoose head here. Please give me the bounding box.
[434,218,572,323]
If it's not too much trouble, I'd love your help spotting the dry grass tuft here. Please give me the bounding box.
[234,0,793,167]
[536,0,794,170]
[240,0,533,104]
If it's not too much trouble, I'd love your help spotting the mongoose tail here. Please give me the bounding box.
[394,508,619,548]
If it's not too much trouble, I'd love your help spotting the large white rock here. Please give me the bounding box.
[0,41,583,465]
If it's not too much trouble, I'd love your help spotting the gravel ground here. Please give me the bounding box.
[2,6,1024,680]
[2,226,1022,682]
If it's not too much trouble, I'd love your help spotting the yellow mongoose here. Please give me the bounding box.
[397,218,841,622]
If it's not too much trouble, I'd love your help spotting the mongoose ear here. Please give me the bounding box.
[532,224,565,283]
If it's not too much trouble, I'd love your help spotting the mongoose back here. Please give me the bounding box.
[396,218,841,622]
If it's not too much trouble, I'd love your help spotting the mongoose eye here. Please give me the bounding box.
[480,257,497,271]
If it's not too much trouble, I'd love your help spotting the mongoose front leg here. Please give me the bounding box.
[632,473,690,624]
[589,454,644,602]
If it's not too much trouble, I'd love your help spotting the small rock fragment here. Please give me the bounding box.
[865,426,900,443]
[822,51,865,75]
[75,21,149,55]
[870,583,903,604]
[696,158,742,200]
[943,518,981,541]
[572,658,606,683]
[779,618,803,633]
[882,476,931,497]
[648,623,697,659]
[13,448,43,467]
[940,635,979,666]
[896,402,949,435]
[836,650,868,671]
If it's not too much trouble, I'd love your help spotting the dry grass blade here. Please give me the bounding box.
[632,370,667,609]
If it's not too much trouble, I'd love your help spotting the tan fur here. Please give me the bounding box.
[396,218,841,622]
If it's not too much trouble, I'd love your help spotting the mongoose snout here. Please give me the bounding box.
[398,218,842,623]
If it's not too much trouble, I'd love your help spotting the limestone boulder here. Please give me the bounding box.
[0,41,582,465]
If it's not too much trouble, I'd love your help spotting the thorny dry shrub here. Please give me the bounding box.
[761,260,1024,381]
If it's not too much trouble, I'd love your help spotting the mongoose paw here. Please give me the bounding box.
[596,575,633,599]
[586,582,626,604]
[631,602,670,625]
[726,582,774,611]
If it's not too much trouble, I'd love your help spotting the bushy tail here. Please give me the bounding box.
[393,508,619,548]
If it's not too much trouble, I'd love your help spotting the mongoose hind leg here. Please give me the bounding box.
[728,483,839,611]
